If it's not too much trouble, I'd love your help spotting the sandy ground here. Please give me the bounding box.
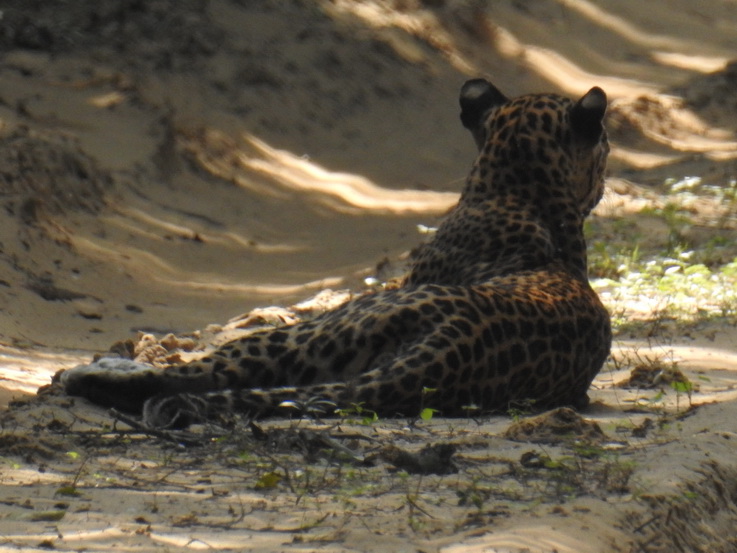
[2,1,737,551]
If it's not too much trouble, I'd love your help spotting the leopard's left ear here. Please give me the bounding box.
[459,78,508,150]
[570,87,607,146]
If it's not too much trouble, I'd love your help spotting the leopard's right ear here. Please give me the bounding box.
[570,86,607,146]
[459,79,508,150]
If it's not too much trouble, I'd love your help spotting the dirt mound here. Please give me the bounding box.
[0,0,218,63]
[675,60,737,126]
[0,126,111,215]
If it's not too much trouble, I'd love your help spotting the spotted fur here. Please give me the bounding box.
[60,79,611,424]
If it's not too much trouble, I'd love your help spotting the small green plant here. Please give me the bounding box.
[456,477,492,511]
[507,399,536,421]
[54,453,88,498]
[404,475,433,532]
[419,407,438,421]
[670,377,694,412]
[55,485,82,497]
[254,470,282,490]
[2,458,22,470]
[336,403,379,425]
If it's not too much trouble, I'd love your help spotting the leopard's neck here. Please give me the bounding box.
[462,166,590,282]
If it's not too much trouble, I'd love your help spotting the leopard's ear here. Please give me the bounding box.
[570,86,607,146]
[459,79,508,150]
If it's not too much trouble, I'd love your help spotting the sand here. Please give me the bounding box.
[1,1,737,552]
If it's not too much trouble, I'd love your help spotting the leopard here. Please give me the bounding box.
[59,78,612,426]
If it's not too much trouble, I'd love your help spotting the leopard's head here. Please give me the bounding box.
[459,79,609,218]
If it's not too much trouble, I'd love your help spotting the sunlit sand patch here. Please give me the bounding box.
[87,90,126,109]
[608,145,680,169]
[0,345,87,405]
[491,25,658,98]
[70,234,183,276]
[611,95,737,153]
[441,523,614,553]
[237,135,458,215]
[325,0,476,73]
[650,52,729,73]
[1,467,69,487]
[592,180,656,219]
[70,234,344,298]
[181,128,459,215]
[217,231,301,253]
[106,206,206,242]
[102,208,303,254]
[150,274,347,302]
[561,0,730,60]
[150,530,290,551]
